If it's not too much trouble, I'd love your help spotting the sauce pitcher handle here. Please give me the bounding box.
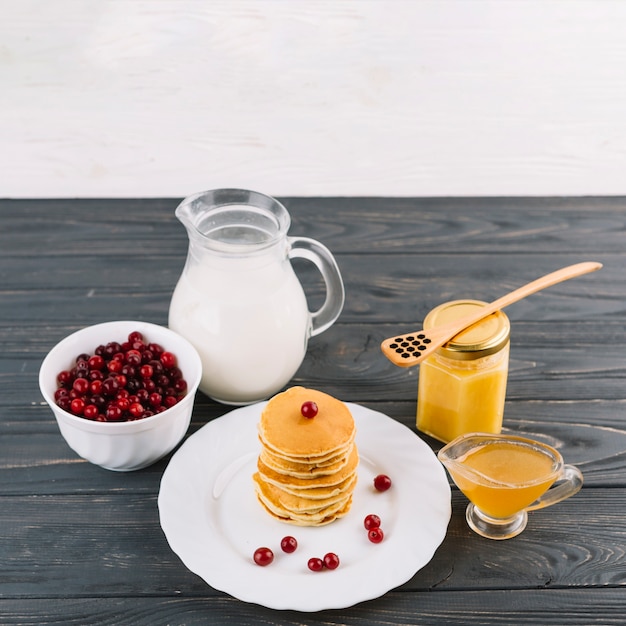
[526,464,584,512]
[288,237,345,337]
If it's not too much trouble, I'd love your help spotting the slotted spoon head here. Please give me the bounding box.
[380,332,432,366]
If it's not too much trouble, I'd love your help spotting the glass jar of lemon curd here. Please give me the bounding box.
[416,300,510,443]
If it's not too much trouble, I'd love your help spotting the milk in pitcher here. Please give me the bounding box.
[168,188,344,405]
[169,246,311,404]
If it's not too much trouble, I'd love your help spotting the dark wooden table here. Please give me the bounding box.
[2,197,625,625]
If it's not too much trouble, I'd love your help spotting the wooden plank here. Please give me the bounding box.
[5,321,625,412]
[3,317,624,361]
[6,350,626,423]
[1,251,619,324]
[2,197,626,256]
[1,406,626,495]
[1,490,625,598]
[1,588,625,626]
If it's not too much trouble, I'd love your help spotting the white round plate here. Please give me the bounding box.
[158,402,451,611]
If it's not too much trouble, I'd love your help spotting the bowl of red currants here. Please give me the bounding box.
[39,321,202,471]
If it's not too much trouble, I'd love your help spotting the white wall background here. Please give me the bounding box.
[3,0,626,198]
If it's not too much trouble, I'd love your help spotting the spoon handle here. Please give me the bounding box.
[456,261,602,326]
[381,261,603,367]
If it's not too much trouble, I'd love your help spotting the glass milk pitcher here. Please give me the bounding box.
[168,189,345,405]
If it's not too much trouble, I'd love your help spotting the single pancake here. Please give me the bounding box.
[257,445,359,490]
[258,387,356,458]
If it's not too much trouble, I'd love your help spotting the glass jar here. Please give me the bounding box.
[416,300,510,443]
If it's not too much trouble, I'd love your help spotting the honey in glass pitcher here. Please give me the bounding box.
[438,433,583,540]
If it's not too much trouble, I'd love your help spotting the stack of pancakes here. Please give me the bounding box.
[253,387,358,526]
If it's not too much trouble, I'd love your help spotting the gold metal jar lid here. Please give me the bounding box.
[423,300,510,361]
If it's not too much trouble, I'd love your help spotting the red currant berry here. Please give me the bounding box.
[127,330,143,343]
[139,364,154,379]
[107,359,123,374]
[149,342,164,357]
[129,402,145,419]
[54,388,69,402]
[307,557,324,572]
[125,349,142,366]
[120,365,136,380]
[106,405,123,421]
[373,474,392,492]
[149,392,162,408]
[156,374,170,388]
[114,374,127,389]
[83,404,99,420]
[90,394,106,409]
[364,514,381,530]
[88,355,105,371]
[70,398,85,415]
[140,349,154,363]
[104,342,121,358]
[323,552,340,570]
[72,377,89,395]
[280,536,298,553]
[368,527,385,544]
[160,351,177,369]
[102,377,120,396]
[169,366,183,380]
[131,339,146,352]
[253,547,274,566]
[300,401,318,418]
[57,396,71,411]
[149,359,164,375]
[57,370,73,387]
[164,395,178,408]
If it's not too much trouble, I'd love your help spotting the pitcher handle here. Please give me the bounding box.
[526,464,584,512]
[288,237,345,337]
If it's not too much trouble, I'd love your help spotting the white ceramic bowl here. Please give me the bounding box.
[39,321,202,471]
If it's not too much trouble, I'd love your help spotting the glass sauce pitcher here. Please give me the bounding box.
[168,189,345,405]
[438,433,583,540]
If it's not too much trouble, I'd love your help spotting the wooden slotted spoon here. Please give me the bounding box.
[381,261,602,368]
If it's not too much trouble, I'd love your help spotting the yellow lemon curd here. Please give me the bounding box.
[416,300,510,443]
